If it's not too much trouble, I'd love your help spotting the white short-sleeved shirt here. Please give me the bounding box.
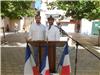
[46,25,60,41]
[28,23,46,41]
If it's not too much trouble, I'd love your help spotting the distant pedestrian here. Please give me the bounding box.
[6,24,9,32]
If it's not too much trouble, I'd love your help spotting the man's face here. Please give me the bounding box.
[48,19,54,25]
[35,16,41,24]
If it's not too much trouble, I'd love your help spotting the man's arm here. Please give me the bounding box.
[27,25,33,41]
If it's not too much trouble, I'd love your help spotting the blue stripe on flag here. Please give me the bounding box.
[40,45,48,72]
[59,42,69,66]
[25,44,31,62]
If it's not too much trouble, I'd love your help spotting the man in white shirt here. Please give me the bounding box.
[28,15,45,41]
[45,15,60,72]
[46,15,60,41]
[28,15,46,66]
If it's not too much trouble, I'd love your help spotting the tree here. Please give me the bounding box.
[48,0,100,20]
[1,1,36,19]
[47,0,100,32]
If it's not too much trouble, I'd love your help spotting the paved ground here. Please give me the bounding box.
[0,32,100,75]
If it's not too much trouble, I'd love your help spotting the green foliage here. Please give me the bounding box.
[1,1,36,19]
[49,1,100,20]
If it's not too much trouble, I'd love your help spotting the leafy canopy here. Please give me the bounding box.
[1,1,36,19]
[47,0,100,20]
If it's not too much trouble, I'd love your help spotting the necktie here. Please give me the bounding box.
[48,25,51,30]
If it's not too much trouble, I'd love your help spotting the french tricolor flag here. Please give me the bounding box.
[58,43,71,75]
[40,45,50,75]
[24,44,39,75]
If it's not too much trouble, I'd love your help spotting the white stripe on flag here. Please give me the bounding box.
[63,54,70,66]
[24,55,34,75]
[24,44,37,75]
[41,56,49,75]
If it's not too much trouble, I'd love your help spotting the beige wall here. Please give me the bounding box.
[23,17,33,32]
[1,17,33,32]
[9,19,20,31]
[1,17,10,32]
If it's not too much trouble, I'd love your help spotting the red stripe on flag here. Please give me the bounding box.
[45,70,50,75]
[61,65,70,75]
[32,67,40,75]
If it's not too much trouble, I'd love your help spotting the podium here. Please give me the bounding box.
[27,41,66,73]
